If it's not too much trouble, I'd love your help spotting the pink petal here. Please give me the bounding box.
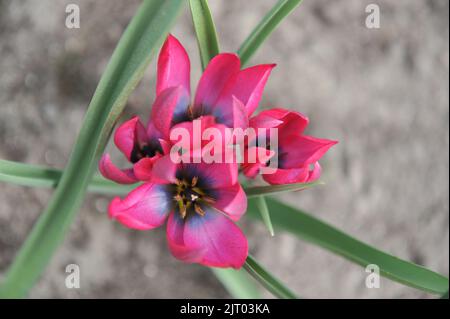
[182,206,248,268]
[250,108,309,137]
[241,162,260,179]
[151,86,190,138]
[280,135,338,168]
[108,183,171,230]
[212,183,247,221]
[98,154,138,184]
[169,115,232,162]
[156,34,190,96]
[183,162,238,189]
[215,64,275,117]
[146,121,163,143]
[159,139,172,155]
[133,156,160,181]
[113,116,147,161]
[150,154,178,184]
[263,161,323,185]
[166,212,204,263]
[211,95,249,129]
[307,162,322,182]
[262,166,310,185]
[241,146,275,178]
[194,53,241,111]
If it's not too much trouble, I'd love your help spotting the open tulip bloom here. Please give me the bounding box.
[99,34,337,268]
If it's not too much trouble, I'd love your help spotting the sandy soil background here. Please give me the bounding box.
[0,0,448,298]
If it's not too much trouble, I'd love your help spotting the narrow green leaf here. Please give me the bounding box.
[255,196,274,236]
[247,198,450,295]
[211,268,261,299]
[0,0,184,298]
[244,181,321,197]
[189,0,220,69]
[0,159,63,189]
[1,161,448,295]
[243,255,298,299]
[0,159,135,195]
[237,0,303,66]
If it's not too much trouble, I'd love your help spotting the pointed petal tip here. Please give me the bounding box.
[330,139,339,146]
[321,138,339,149]
[157,34,190,96]
[99,153,138,184]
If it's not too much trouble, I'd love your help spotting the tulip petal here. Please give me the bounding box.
[215,64,275,116]
[166,212,204,263]
[280,135,338,168]
[182,162,238,189]
[114,116,147,161]
[250,108,309,137]
[98,154,138,184]
[211,95,249,129]
[170,115,231,162]
[151,154,178,184]
[151,86,190,138]
[262,166,310,185]
[109,183,172,230]
[133,156,160,181]
[183,206,248,268]
[159,139,172,155]
[263,161,323,185]
[194,53,241,111]
[212,183,247,221]
[156,34,190,96]
[241,146,275,178]
[307,162,322,182]
[146,121,163,143]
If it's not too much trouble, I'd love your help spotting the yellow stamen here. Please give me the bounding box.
[202,195,215,204]
[194,204,205,216]
[178,200,186,219]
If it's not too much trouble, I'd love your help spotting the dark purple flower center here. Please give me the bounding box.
[172,176,215,219]
[173,104,216,126]
[130,140,163,164]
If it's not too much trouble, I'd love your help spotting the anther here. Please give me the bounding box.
[194,204,205,216]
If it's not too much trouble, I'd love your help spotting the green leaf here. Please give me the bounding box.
[244,181,321,197]
[0,159,63,189]
[211,268,261,299]
[0,159,135,195]
[0,0,184,298]
[189,0,220,70]
[237,0,303,66]
[255,196,274,236]
[243,255,298,299]
[247,197,450,295]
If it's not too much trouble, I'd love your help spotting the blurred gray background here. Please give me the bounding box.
[0,0,448,298]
